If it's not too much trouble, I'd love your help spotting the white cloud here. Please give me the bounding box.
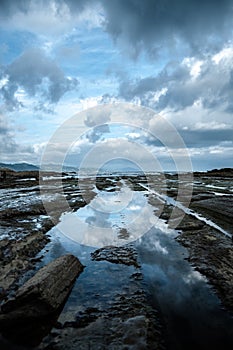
[182,57,203,80]
[212,46,233,64]
[193,121,231,131]
[125,132,141,139]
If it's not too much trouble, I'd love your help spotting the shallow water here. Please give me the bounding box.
[137,228,233,350]
[55,180,158,247]
[38,178,233,349]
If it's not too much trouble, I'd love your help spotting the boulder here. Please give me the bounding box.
[0,254,84,346]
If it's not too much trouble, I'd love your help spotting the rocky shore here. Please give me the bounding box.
[176,169,233,312]
[0,171,95,301]
[0,254,83,347]
[39,245,166,350]
[0,168,232,348]
[155,168,233,313]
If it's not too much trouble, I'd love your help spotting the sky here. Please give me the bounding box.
[0,0,233,171]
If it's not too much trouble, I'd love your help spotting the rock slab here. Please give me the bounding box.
[0,254,84,346]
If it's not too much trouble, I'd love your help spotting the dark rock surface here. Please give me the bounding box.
[176,214,233,312]
[91,245,140,268]
[40,312,165,350]
[0,173,96,300]
[194,168,233,178]
[0,231,51,297]
[0,254,84,346]
[39,269,165,350]
[146,171,233,313]
[190,196,233,234]
[0,169,233,349]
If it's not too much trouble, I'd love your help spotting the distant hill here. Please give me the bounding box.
[0,162,39,172]
[98,159,143,175]
[40,163,78,172]
[104,167,144,174]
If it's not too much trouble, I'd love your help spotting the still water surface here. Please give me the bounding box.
[40,180,233,349]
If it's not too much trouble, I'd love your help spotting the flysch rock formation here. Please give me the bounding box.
[0,254,84,347]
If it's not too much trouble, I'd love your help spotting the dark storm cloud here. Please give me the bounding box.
[180,129,233,148]
[1,48,79,110]
[119,60,192,109]
[118,55,233,113]
[0,0,30,16]
[143,128,233,149]
[101,0,233,57]
[1,1,233,56]
[0,0,91,17]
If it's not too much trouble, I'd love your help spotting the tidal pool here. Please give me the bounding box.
[39,178,233,349]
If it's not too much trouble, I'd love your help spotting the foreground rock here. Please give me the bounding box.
[39,254,165,350]
[0,230,51,298]
[191,196,233,234]
[176,214,233,312]
[0,254,84,347]
[39,292,165,350]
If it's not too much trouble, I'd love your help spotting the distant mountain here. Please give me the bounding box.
[0,162,39,172]
[102,166,144,174]
[98,159,143,174]
[40,163,78,173]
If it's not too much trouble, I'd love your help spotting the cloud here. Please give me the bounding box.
[1,1,233,57]
[0,112,35,162]
[179,129,233,148]
[101,0,233,57]
[188,144,233,170]
[118,46,233,116]
[0,48,79,110]
[84,108,111,126]
[0,0,102,36]
[55,44,80,63]
[0,0,30,16]
[118,60,191,108]
[0,113,17,153]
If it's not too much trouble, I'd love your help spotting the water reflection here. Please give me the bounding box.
[137,228,233,350]
[56,182,161,247]
[41,178,233,349]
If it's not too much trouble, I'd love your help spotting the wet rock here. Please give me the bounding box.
[39,289,165,350]
[0,254,84,346]
[0,205,46,219]
[131,272,143,280]
[91,245,140,268]
[63,307,102,329]
[176,217,205,231]
[191,192,216,202]
[0,231,50,295]
[191,196,233,234]
[95,177,115,191]
[1,254,83,314]
[195,168,233,178]
[176,218,233,312]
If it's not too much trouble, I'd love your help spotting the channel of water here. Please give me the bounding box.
[39,178,233,349]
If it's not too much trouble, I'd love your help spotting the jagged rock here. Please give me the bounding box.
[91,245,140,268]
[176,221,233,312]
[191,196,233,228]
[176,218,205,231]
[0,254,84,346]
[0,231,50,294]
